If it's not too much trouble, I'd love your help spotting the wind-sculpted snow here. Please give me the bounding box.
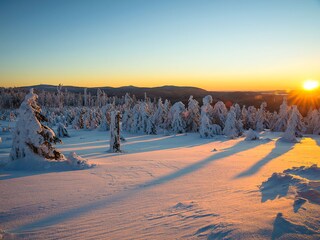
[260,165,320,239]
[260,164,320,207]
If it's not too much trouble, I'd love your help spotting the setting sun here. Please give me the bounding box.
[303,80,319,91]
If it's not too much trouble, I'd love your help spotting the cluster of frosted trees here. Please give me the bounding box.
[0,86,123,109]
[1,90,320,141]
[120,94,319,140]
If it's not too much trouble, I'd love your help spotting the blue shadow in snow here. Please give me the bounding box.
[234,139,295,179]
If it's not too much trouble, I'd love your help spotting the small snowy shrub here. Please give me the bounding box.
[245,129,260,141]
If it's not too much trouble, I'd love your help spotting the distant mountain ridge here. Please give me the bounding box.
[17,84,286,111]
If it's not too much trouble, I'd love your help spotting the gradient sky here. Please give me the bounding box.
[1,0,320,90]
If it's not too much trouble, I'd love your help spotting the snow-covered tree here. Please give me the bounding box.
[281,105,305,142]
[186,95,200,132]
[223,106,243,138]
[153,98,165,130]
[57,122,70,138]
[305,109,320,135]
[72,108,85,129]
[122,93,133,132]
[255,102,269,131]
[110,111,121,152]
[199,95,222,138]
[10,89,65,161]
[212,101,228,128]
[146,112,157,134]
[162,99,172,131]
[170,102,186,133]
[57,84,63,109]
[247,106,257,130]
[83,88,88,107]
[272,98,290,132]
[99,103,114,131]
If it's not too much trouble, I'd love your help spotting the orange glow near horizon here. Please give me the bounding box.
[1,73,319,91]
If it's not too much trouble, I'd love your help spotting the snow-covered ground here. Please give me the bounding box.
[1,127,320,239]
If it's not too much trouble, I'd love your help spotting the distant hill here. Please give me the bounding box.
[18,84,288,111]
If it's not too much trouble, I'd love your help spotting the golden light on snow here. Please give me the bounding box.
[303,80,319,91]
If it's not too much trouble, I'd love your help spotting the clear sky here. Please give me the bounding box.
[0,0,320,90]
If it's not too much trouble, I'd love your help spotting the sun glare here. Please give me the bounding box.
[303,80,319,91]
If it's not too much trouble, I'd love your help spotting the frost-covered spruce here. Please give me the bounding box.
[186,95,200,132]
[199,95,212,138]
[10,89,65,161]
[170,102,186,133]
[255,102,269,131]
[212,101,228,128]
[247,106,257,130]
[146,111,157,135]
[223,106,243,139]
[152,98,165,130]
[281,106,305,142]
[305,109,320,135]
[199,95,222,138]
[110,111,121,152]
[57,122,70,138]
[99,103,114,131]
[121,93,133,132]
[273,98,290,132]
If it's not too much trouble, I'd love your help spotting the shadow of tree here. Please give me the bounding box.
[234,139,295,179]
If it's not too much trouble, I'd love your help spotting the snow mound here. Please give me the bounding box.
[66,152,95,169]
[284,164,320,180]
[260,165,320,207]
[2,152,94,171]
[195,223,234,239]
[172,202,194,210]
[261,166,320,239]
[244,129,260,141]
[272,213,320,239]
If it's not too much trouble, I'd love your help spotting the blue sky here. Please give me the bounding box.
[0,0,320,90]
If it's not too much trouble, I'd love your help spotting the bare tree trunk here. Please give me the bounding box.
[110,111,121,152]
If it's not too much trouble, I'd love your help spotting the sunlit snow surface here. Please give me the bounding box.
[0,126,319,239]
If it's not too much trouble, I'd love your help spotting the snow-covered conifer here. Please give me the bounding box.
[57,122,70,138]
[10,89,65,161]
[199,95,222,138]
[186,96,200,132]
[153,98,165,129]
[281,106,305,142]
[247,106,257,130]
[305,109,320,135]
[272,98,290,132]
[170,102,186,133]
[212,101,228,128]
[255,102,269,131]
[223,106,243,138]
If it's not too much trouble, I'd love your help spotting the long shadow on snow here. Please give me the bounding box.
[315,136,320,147]
[77,134,215,159]
[0,135,209,180]
[234,139,295,179]
[0,166,91,180]
[11,139,269,233]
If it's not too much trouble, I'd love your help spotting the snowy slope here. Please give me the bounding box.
[1,128,320,239]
